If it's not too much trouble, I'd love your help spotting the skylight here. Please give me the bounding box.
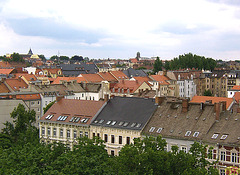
[99,119,104,124]
[193,132,199,137]
[119,121,124,126]
[123,122,129,127]
[185,131,191,136]
[149,127,155,132]
[131,123,136,127]
[156,128,163,133]
[136,123,141,128]
[45,114,54,120]
[106,120,111,125]
[111,121,117,125]
[212,134,218,139]
[220,135,228,140]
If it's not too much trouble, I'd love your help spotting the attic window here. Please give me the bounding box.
[106,120,111,125]
[212,134,219,139]
[156,128,163,133]
[193,132,199,137]
[131,123,136,127]
[149,127,155,132]
[45,114,54,120]
[123,122,129,127]
[220,135,228,140]
[118,121,124,126]
[185,131,191,136]
[99,119,104,124]
[136,123,141,128]
[111,121,117,125]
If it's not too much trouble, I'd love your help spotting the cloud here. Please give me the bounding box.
[207,0,240,6]
[6,17,106,44]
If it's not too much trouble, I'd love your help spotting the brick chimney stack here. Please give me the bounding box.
[104,94,109,102]
[56,95,64,102]
[214,102,220,121]
[155,96,165,105]
[182,99,189,113]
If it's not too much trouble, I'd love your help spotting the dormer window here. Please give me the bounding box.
[156,128,163,133]
[220,135,228,140]
[212,134,219,139]
[149,127,155,132]
[193,132,199,137]
[185,131,191,136]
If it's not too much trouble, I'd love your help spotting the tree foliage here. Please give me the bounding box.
[163,53,217,71]
[204,89,212,96]
[10,52,24,62]
[43,101,55,114]
[0,105,218,174]
[153,57,163,74]
[71,55,84,62]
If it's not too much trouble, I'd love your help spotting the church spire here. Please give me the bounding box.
[28,48,33,55]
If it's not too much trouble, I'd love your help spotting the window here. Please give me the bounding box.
[232,152,237,163]
[149,127,155,132]
[93,133,96,138]
[60,129,63,137]
[79,131,83,138]
[193,132,199,137]
[185,131,191,136]
[67,130,70,138]
[220,135,228,140]
[111,135,115,143]
[220,151,226,161]
[104,134,108,142]
[73,130,77,139]
[41,127,45,135]
[97,133,100,138]
[212,134,218,139]
[111,150,115,156]
[156,128,162,133]
[119,136,122,144]
[126,137,130,145]
[47,128,51,136]
[220,169,225,175]
[106,120,111,125]
[53,128,56,137]
[31,101,35,105]
[181,146,187,153]
[85,132,88,138]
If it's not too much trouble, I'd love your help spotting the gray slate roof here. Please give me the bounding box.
[123,68,148,78]
[60,63,98,76]
[91,96,157,130]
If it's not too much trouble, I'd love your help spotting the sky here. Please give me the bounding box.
[1,0,240,60]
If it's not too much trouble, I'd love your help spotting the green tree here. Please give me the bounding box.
[59,56,69,60]
[71,55,83,62]
[2,103,38,144]
[50,55,58,60]
[43,101,55,114]
[38,54,46,62]
[153,57,163,74]
[204,89,212,96]
[11,52,24,62]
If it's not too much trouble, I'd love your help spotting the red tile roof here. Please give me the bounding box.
[0,83,10,93]
[150,75,170,85]
[0,68,14,75]
[41,98,105,125]
[16,94,41,100]
[110,71,128,80]
[0,61,12,68]
[52,77,86,84]
[80,74,104,83]
[111,80,147,93]
[190,96,234,109]
[5,78,28,91]
[232,85,240,90]
[129,58,138,63]
[98,72,118,82]
[234,92,240,104]
[14,73,37,82]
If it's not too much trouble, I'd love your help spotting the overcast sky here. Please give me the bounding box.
[1,0,240,60]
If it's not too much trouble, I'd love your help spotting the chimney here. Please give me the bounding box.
[155,96,165,105]
[18,76,21,82]
[182,99,189,113]
[200,102,204,110]
[221,101,226,111]
[104,94,109,102]
[214,102,220,121]
[56,95,64,102]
